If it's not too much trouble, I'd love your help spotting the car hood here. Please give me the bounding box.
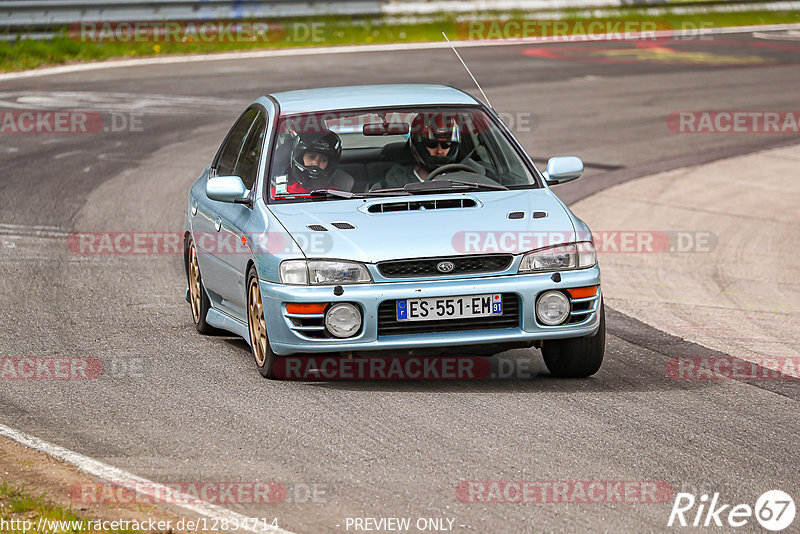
[267,189,577,263]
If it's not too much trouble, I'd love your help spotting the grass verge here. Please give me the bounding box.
[0,481,140,533]
[0,8,798,73]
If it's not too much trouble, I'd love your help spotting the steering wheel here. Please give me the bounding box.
[428,163,482,181]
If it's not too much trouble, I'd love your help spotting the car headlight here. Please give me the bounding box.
[519,241,596,273]
[325,303,362,338]
[536,290,571,326]
[280,260,372,285]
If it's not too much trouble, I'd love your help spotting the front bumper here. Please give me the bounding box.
[260,267,602,356]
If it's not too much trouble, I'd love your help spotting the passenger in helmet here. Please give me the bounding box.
[273,129,354,196]
[378,112,466,190]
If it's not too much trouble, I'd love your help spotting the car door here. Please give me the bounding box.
[212,111,269,320]
[193,107,258,317]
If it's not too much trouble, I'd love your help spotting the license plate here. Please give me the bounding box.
[396,294,503,321]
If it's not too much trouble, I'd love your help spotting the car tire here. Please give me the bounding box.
[247,266,278,379]
[186,238,218,335]
[541,303,605,378]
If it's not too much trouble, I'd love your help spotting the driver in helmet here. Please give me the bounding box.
[273,129,353,195]
[378,112,464,190]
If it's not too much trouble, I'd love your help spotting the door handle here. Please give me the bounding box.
[214,216,222,232]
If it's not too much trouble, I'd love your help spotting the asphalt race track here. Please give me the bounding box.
[1,32,799,533]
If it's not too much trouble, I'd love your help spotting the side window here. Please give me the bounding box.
[216,108,258,176]
[233,113,267,190]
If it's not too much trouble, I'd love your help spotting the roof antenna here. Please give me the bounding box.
[441,31,493,109]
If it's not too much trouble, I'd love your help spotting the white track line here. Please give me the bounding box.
[0,222,71,238]
[2,23,800,82]
[0,423,298,534]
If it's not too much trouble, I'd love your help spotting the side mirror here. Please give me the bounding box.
[206,175,249,203]
[543,157,584,186]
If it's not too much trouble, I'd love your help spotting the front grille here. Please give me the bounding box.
[377,254,513,278]
[285,312,329,339]
[377,293,519,336]
[567,294,597,324]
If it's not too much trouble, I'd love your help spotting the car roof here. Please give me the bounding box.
[269,84,481,115]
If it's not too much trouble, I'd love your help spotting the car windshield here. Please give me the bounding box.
[268,106,539,202]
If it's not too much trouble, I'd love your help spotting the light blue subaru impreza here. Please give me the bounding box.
[184,84,604,379]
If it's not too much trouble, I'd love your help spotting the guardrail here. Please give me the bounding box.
[0,0,383,29]
[0,0,784,32]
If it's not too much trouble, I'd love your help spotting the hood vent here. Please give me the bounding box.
[307,224,328,231]
[367,198,478,213]
[331,221,355,230]
[508,211,525,219]
[533,211,548,219]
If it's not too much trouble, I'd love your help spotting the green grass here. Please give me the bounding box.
[0,482,140,533]
[1,8,798,72]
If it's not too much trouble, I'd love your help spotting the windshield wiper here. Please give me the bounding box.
[309,189,361,199]
[309,188,413,199]
[446,179,508,191]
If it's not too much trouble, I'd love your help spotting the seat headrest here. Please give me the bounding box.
[379,141,413,162]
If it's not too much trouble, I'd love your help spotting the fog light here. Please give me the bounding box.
[325,303,361,338]
[536,290,570,326]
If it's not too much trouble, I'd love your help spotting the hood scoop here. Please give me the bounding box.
[367,198,478,213]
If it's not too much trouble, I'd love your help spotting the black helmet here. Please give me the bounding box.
[290,129,342,186]
[410,112,461,170]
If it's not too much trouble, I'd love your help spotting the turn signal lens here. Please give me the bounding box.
[286,303,328,314]
[566,286,598,299]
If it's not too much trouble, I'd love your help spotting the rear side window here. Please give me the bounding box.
[234,113,267,190]
[216,108,258,176]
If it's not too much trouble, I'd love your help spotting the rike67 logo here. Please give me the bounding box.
[668,490,795,531]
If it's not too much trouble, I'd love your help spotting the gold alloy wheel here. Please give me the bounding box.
[248,277,268,367]
[188,243,202,323]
